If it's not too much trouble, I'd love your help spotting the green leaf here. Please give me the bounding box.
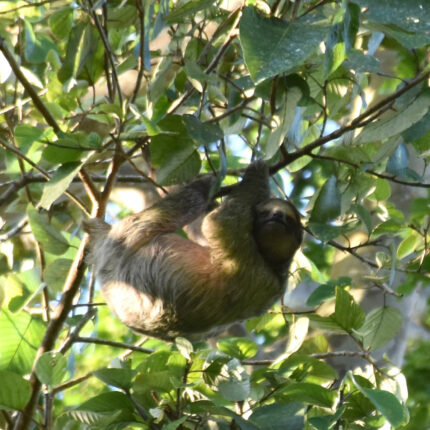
[344,3,360,52]
[310,176,341,223]
[35,352,67,387]
[250,403,305,430]
[351,204,373,235]
[135,351,186,394]
[40,162,82,209]
[397,233,421,260]
[324,23,346,77]
[309,314,347,333]
[350,373,406,427]
[386,143,408,175]
[343,49,380,73]
[239,7,328,83]
[57,22,86,83]
[44,259,73,292]
[216,359,250,402]
[69,392,135,425]
[49,6,73,40]
[0,370,31,410]
[284,317,309,357]
[14,124,45,150]
[150,115,201,185]
[307,284,336,307]
[24,21,57,64]
[217,337,258,360]
[7,269,41,312]
[355,92,430,144]
[264,87,302,159]
[278,382,336,408]
[0,310,46,374]
[357,307,403,350]
[183,115,223,145]
[306,278,351,307]
[175,337,194,360]
[27,207,69,255]
[370,178,391,201]
[94,368,135,391]
[42,135,86,163]
[353,0,430,33]
[277,354,338,382]
[165,0,214,23]
[308,407,345,430]
[333,287,365,332]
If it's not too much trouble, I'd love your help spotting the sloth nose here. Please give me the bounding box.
[272,211,284,220]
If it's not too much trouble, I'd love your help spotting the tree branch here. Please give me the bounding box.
[0,37,61,134]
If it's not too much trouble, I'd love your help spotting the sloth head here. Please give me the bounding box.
[254,199,302,270]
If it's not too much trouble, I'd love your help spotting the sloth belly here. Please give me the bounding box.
[99,233,284,340]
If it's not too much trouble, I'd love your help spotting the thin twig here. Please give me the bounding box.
[75,336,154,354]
[52,373,93,395]
[270,69,430,173]
[131,0,146,103]
[87,0,123,107]
[0,37,61,134]
[312,153,430,188]
[0,137,91,216]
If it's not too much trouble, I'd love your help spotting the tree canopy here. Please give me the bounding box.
[1,0,430,429]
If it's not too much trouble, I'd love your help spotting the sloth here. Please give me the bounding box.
[83,162,302,340]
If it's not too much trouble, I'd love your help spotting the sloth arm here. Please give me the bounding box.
[110,175,215,249]
[202,161,271,257]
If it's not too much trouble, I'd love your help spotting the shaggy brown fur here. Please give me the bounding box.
[83,162,302,340]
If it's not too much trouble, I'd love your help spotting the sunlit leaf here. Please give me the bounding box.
[350,373,406,427]
[355,92,430,144]
[357,307,403,350]
[0,310,46,374]
[217,337,258,360]
[0,370,31,410]
[35,352,67,387]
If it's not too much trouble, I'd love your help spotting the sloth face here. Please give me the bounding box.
[254,199,302,267]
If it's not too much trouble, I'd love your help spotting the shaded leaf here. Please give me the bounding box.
[310,176,341,223]
[306,278,351,307]
[278,382,336,408]
[183,115,223,145]
[94,368,135,391]
[69,392,134,425]
[44,259,73,292]
[240,7,328,83]
[250,403,305,430]
[264,87,302,159]
[386,143,408,175]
